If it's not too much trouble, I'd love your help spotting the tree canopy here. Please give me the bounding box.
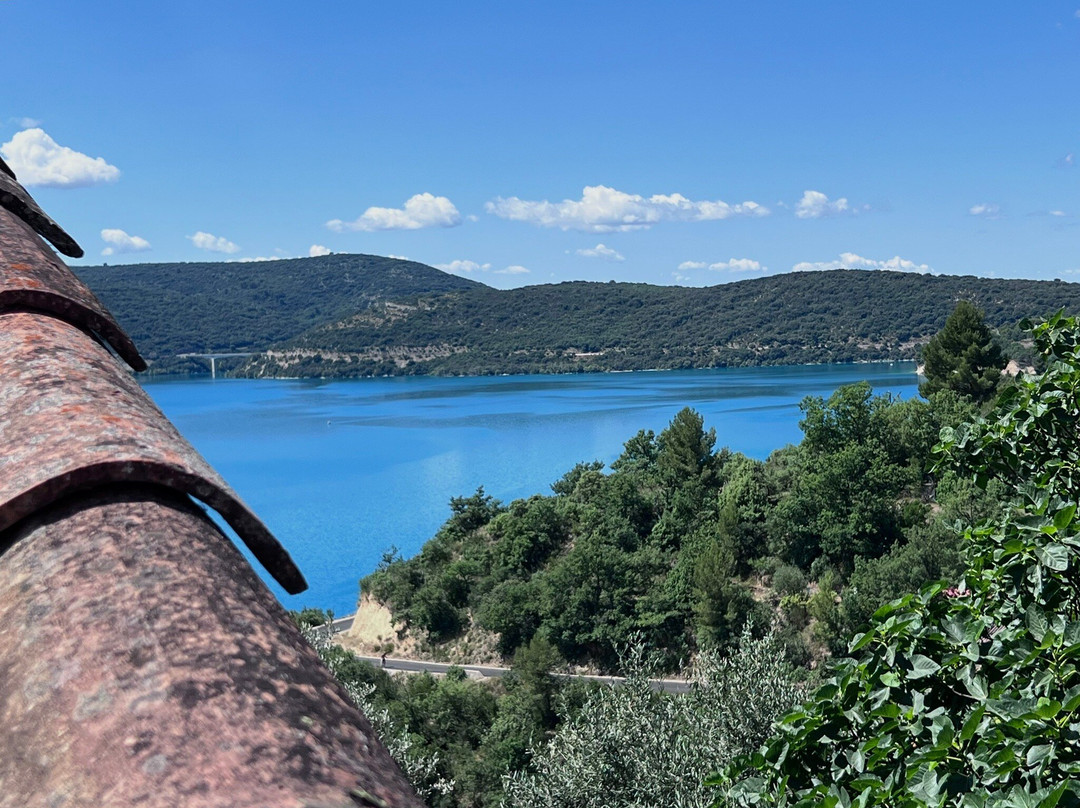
[715,311,1080,807]
[77,258,1080,377]
[323,315,1073,808]
[73,253,480,373]
[919,300,1007,401]
[274,272,1069,379]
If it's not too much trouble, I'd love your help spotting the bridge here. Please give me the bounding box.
[177,351,259,378]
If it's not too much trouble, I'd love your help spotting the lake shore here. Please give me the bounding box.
[143,361,921,615]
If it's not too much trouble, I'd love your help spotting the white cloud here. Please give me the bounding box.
[326,193,462,232]
[709,258,765,272]
[434,259,528,277]
[1064,153,1075,167]
[309,244,331,257]
[387,254,411,260]
[576,243,625,261]
[435,259,491,274]
[1050,210,1067,217]
[969,202,1001,218]
[100,228,151,256]
[11,117,42,129]
[188,231,240,254]
[792,252,932,274]
[233,256,283,263]
[485,185,769,233]
[0,128,120,188]
[794,190,850,219]
[679,258,766,272]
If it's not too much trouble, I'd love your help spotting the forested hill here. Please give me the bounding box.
[242,270,1080,377]
[74,254,482,372]
[74,257,1080,377]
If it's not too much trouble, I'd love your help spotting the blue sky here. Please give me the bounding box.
[3,2,1079,288]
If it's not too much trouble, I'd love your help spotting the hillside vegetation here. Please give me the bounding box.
[717,311,1080,807]
[361,386,988,677]
[247,270,1080,377]
[74,254,481,373]
[313,302,1016,808]
[77,257,1080,378]
[300,308,1080,807]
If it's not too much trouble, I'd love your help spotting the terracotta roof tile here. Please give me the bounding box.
[0,486,421,807]
[0,157,83,257]
[0,167,421,805]
[0,309,305,593]
[0,205,144,370]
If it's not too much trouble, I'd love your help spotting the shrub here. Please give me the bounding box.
[772,564,807,598]
[713,312,1080,807]
[504,630,805,808]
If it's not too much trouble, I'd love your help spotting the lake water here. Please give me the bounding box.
[142,363,919,615]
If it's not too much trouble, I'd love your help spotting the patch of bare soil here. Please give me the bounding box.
[336,594,419,657]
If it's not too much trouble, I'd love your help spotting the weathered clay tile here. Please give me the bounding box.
[0,159,84,257]
[0,486,422,807]
[0,205,145,370]
[0,310,305,594]
[0,145,420,806]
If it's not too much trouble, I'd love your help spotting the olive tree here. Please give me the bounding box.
[503,630,804,808]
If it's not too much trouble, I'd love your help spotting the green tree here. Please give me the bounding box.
[550,460,605,496]
[474,578,542,655]
[717,454,773,572]
[919,300,1007,402]
[692,528,758,649]
[446,487,503,536]
[833,521,964,645]
[411,583,463,640]
[768,383,917,572]
[656,407,719,490]
[610,429,659,476]
[538,536,640,669]
[490,496,570,578]
[504,631,805,808]
[714,312,1080,808]
[297,621,452,801]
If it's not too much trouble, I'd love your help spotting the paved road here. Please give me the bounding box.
[330,614,355,633]
[356,656,510,680]
[333,613,691,692]
[353,654,692,694]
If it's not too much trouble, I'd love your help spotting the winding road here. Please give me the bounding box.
[330,616,691,694]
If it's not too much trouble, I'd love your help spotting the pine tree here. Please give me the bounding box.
[919,300,1006,402]
[656,407,718,489]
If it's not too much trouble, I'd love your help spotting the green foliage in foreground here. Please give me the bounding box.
[299,615,805,808]
[504,631,806,808]
[298,620,453,802]
[715,312,1080,807]
[297,624,604,808]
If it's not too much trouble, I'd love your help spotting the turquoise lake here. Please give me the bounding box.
[142,363,919,615]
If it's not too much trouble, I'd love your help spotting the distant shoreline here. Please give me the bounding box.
[142,356,922,383]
